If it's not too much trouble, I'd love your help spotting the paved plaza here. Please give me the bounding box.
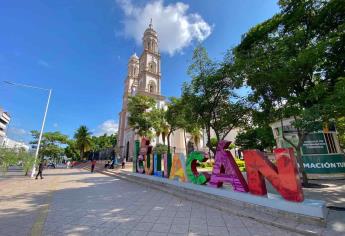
[0,167,305,236]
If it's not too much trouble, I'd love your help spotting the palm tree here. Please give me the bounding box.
[74,125,92,160]
[190,127,202,150]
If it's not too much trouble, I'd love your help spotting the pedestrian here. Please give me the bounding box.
[91,159,96,173]
[121,159,125,169]
[35,161,44,179]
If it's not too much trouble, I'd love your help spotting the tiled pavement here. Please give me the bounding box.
[1,168,303,236]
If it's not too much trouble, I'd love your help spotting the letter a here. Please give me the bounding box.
[209,141,248,192]
[244,148,304,202]
[169,154,186,182]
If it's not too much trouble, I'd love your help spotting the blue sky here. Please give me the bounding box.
[0,0,280,143]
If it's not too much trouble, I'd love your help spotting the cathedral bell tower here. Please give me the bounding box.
[137,19,162,97]
[118,20,165,162]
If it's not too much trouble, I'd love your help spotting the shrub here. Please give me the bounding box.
[154,144,168,155]
[0,148,20,175]
[235,158,246,172]
[19,151,35,176]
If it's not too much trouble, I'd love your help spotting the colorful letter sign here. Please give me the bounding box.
[186,152,210,184]
[169,154,187,182]
[153,153,163,177]
[134,138,304,203]
[163,153,172,178]
[209,141,249,192]
[144,153,154,175]
[137,138,150,174]
[244,148,304,202]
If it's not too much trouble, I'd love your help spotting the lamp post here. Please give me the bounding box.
[3,81,52,178]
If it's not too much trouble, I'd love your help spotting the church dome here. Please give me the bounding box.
[144,20,157,38]
[129,53,139,61]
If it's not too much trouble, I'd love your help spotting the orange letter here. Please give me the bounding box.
[169,154,186,182]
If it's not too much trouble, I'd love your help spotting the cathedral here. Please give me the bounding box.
[117,21,238,161]
[117,21,194,161]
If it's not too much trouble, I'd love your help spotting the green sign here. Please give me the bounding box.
[302,154,345,174]
[302,133,328,155]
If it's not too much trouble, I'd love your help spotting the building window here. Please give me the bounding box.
[148,61,156,73]
[148,81,156,93]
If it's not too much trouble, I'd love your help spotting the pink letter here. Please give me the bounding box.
[209,140,249,192]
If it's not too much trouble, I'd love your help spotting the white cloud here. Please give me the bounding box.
[8,127,27,136]
[117,0,212,55]
[95,120,119,136]
[53,123,58,128]
[37,59,50,67]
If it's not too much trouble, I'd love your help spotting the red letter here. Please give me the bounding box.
[243,148,304,202]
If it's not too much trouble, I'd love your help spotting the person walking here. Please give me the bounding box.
[91,159,96,173]
[35,161,44,179]
[121,158,125,169]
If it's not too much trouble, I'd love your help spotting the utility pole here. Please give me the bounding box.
[3,81,52,178]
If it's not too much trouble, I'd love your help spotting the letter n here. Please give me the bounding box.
[243,148,304,202]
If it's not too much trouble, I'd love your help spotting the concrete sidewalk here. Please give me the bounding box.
[93,162,345,235]
[1,167,302,236]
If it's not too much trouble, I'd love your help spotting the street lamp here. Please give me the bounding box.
[3,81,52,178]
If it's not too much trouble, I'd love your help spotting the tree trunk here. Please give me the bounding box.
[296,145,309,186]
[167,131,172,154]
[280,118,309,186]
[195,136,199,150]
[162,132,166,145]
[184,129,188,155]
[205,126,215,157]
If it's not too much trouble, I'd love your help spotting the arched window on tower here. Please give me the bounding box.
[148,61,156,73]
[148,81,156,93]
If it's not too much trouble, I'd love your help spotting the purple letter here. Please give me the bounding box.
[209,140,249,192]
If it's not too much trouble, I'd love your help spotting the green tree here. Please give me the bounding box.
[231,0,345,185]
[18,150,35,176]
[127,95,156,139]
[74,126,92,159]
[183,45,248,154]
[91,133,117,151]
[336,117,345,152]
[65,139,80,161]
[150,107,169,144]
[0,148,19,175]
[189,126,202,150]
[235,126,275,151]
[30,131,68,161]
[165,97,189,153]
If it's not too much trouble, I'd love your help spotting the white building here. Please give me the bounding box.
[1,137,29,151]
[117,21,207,161]
[0,108,11,144]
[117,21,239,161]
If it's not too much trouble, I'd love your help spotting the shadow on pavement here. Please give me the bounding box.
[0,167,344,236]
